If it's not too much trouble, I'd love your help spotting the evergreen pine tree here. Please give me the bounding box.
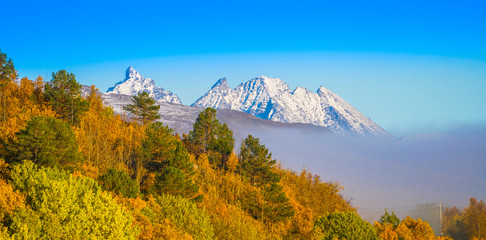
[142,122,199,199]
[123,92,160,125]
[6,116,82,168]
[213,123,235,169]
[238,135,279,187]
[263,182,295,223]
[0,51,16,123]
[44,70,88,125]
[186,107,219,155]
[185,107,234,169]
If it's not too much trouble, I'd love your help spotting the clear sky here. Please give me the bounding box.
[3,0,486,137]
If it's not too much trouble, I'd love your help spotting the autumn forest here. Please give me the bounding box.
[0,51,484,239]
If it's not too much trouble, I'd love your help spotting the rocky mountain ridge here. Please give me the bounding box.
[106,67,181,104]
[192,76,387,136]
[102,67,388,136]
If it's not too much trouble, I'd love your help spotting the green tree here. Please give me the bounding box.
[0,50,16,123]
[152,166,199,199]
[262,182,295,223]
[142,122,178,171]
[98,168,139,198]
[123,92,160,125]
[212,123,235,170]
[7,161,138,239]
[0,51,16,82]
[186,108,219,155]
[6,116,82,168]
[380,210,401,229]
[238,135,279,187]
[185,108,234,169]
[314,211,379,240]
[142,122,199,199]
[45,70,89,125]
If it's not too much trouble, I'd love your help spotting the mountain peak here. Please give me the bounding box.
[126,66,142,80]
[106,67,182,104]
[244,75,290,98]
[317,85,329,94]
[211,77,229,89]
[253,75,283,83]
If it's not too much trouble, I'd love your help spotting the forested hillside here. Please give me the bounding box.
[0,51,483,239]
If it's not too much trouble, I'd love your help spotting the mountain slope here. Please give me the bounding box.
[106,67,181,104]
[192,75,387,136]
[98,88,331,137]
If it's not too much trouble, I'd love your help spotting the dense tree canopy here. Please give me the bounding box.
[6,116,82,168]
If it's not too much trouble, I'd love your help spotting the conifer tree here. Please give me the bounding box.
[238,135,279,186]
[262,182,295,223]
[185,107,234,169]
[45,70,88,125]
[186,107,219,155]
[142,122,199,199]
[0,50,16,123]
[213,123,235,169]
[6,116,82,168]
[123,92,160,125]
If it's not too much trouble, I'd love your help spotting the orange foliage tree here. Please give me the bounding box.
[75,86,145,174]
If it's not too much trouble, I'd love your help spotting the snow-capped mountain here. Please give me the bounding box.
[192,75,388,136]
[106,67,181,104]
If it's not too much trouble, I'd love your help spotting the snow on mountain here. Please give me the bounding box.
[106,67,181,104]
[192,75,388,136]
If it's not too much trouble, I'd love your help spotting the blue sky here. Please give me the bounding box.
[3,0,486,136]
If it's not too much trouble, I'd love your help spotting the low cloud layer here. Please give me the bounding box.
[226,120,486,222]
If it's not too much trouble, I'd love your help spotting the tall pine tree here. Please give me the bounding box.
[0,51,16,123]
[184,107,234,169]
[45,70,88,125]
[238,135,279,187]
[141,122,199,200]
[123,92,160,125]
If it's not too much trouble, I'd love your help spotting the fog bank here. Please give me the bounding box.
[226,121,486,224]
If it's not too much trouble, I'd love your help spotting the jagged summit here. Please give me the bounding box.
[106,67,181,104]
[211,78,229,90]
[193,76,388,136]
[125,66,143,80]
